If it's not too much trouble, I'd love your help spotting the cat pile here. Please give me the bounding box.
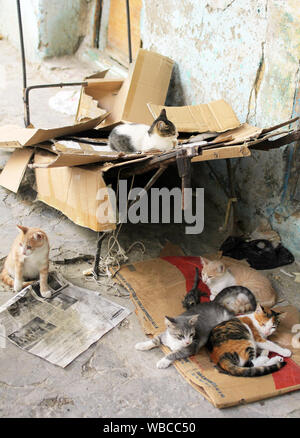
[136,257,291,377]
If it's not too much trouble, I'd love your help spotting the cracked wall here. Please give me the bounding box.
[142,0,300,258]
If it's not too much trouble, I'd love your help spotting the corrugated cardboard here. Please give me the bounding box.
[76,49,174,128]
[0,114,109,149]
[35,162,116,232]
[31,145,149,169]
[0,148,34,193]
[113,256,300,409]
[148,100,241,133]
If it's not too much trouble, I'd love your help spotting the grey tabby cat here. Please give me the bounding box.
[108,109,178,153]
[135,302,234,369]
[182,267,257,314]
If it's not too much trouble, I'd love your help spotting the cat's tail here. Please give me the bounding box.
[218,357,286,377]
[0,268,33,290]
[0,267,14,288]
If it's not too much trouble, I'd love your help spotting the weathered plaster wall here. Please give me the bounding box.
[142,0,300,258]
[0,0,91,61]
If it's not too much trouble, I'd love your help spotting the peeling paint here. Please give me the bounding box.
[142,0,300,258]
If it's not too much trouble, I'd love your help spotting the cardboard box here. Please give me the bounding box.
[76,49,174,128]
[113,255,300,409]
[35,161,116,232]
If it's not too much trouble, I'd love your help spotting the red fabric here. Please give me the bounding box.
[162,256,300,389]
[270,355,300,390]
[162,256,210,302]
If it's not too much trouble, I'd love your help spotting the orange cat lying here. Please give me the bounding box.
[201,257,276,307]
[0,225,51,298]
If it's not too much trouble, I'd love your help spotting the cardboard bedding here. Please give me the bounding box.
[112,255,300,409]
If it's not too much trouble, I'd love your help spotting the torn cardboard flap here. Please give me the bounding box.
[76,49,174,128]
[0,113,109,149]
[31,146,148,169]
[212,123,262,145]
[148,100,241,133]
[0,148,34,193]
[31,148,114,169]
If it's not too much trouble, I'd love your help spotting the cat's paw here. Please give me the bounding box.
[13,279,23,292]
[40,290,52,299]
[135,341,153,351]
[156,357,172,369]
[281,348,292,358]
[266,355,284,366]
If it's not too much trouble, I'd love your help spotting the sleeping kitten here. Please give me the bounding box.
[0,225,51,298]
[201,257,276,307]
[135,302,234,369]
[214,286,257,314]
[182,267,257,314]
[182,267,208,309]
[206,304,291,377]
[108,109,178,153]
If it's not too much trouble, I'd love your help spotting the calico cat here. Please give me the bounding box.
[182,267,257,314]
[108,109,178,153]
[201,257,276,307]
[206,304,291,377]
[135,302,234,369]
[0,225,51,298]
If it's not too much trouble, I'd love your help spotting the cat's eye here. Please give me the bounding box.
[27,246,32,250]
[177,335,184,340]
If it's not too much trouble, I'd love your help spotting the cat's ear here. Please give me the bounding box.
[255,304,265,314]
[17,225,28,234]
[157,121,167,130]
[165,316,176,328]
[33,232,44,241]
[201,257,209,266]
[217,263,225,273]
[159,108,167,118]
[189,315,198,326]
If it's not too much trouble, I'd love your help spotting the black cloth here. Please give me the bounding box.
[220,236,294,270]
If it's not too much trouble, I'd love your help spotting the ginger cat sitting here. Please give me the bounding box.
[0,225,51,298]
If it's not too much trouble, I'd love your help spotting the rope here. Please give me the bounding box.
[93,230,146,278]
[92,173,146,280]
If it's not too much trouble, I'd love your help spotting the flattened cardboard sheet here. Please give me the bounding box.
[0,114,109,149]
[113,256,300,409]
[0,148,34,193]
[148,100,241,133]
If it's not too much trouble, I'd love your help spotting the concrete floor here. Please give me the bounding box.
[0,39,300,418]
